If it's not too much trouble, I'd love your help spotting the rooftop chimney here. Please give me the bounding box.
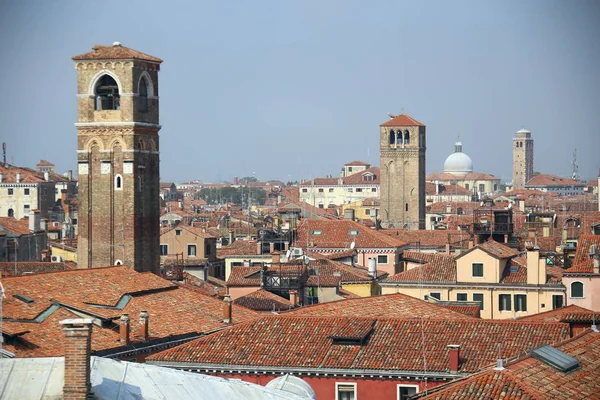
[448,344,460,373]
[256,241,262,255]
[0,173,3,183]
[493,358,505,371]
[223,294,232,324]
[593,257,599,275]
[60,318,95,400]
[368,257,377,278]
[229,230,235,245]
[44,171,49,181]
[272,250,281,264]
[67,170,73,181]
[29,210,40,233]
[138,310,149,341]
[289,289,299,307]
[16,172,21,183]
[119,314,130,345]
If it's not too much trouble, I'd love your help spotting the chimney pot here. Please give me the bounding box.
[448,344,460,373]
[256,241,262,255]
[119,314,130,344]
[138,310,149,341]
[594,257,600,275]
[60,318,95,400]
[223,294,232,323]
[289,289,299,307]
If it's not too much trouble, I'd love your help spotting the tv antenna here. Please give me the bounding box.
[571,149,579,181]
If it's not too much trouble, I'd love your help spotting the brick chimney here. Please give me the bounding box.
[223,294,232,324]
[60,318,95,400]
[272,250,281,264]
[256,241,262,255]
[448,344,460,373]
[138,310,149,341]
[119,314,130,345]
[289,289,299,306]
[229,230,235,245]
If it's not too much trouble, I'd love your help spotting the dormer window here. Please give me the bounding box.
[95,75,120,110]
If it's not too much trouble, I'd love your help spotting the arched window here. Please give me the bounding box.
[571,282,584,298]
[389,130,396,145]
[8,208,14,217]
[404,130,410,145]
[95,75,120,111]
[115,174,123,190]
[138,76,148,112]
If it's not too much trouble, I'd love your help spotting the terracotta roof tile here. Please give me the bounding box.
[1,267,259,358]
[425,182,471,195]
[217,240,259,257]
[233,289,293,312]
[380,114,425,127]
[518,305,598,323]
[226,266,262,287]
[380,229,470,248]
[149,316,569,374]
[0,262,72,277]
[72,43,163,63]
[420,330,600,399]
[565,235,600,273]
[457,239,519,260]
[387,252,456,283]
[525,174,585,188]
[285,293,472,319]
[0,218,31,236]
[295,219,406,250]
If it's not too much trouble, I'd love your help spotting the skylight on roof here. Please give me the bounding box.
[531,345,579,372]
[311,230,322,236]
[510,266,520,273]
[13,294,34,304]
[349,230,360,236]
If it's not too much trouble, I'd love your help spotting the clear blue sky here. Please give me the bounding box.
[0,0,598,183]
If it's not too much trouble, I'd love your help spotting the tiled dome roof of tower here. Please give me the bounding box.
[380,114,425,127]
[72,43,163,63]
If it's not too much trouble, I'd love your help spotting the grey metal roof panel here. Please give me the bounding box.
[0,357,312,400]
[531,344,579,372]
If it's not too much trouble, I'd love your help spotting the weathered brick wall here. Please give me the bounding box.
[380,125,426,230]
[75,57,160,273]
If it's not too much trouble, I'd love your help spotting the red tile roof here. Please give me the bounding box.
[457,239,520,260]
[233,289,293,312]
[298,167,381,186]
[217,240,260,257]
[295,219,406,249]
[72,43,163,63]
[387,252,456,283]
[285,293,471,319]
[380,114,425,127]
[0,262,72,277]
[226,266,262,287]
[0,218,30,236]
[148,316,569,374]
[380,229,470,249]
[565,235,600,274]
[344,160,371,166]
[518,305,598,323]
[1,266,259,357]
[420,330,600,400]
[425,182,472,195]
[526,174,585,188]
[0,163,72,183]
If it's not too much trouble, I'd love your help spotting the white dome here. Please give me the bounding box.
[443,141,473,176]
[265,375,316,400]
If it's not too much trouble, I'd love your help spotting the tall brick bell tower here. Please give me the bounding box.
[73,42,162,273]
[379,114,426,230]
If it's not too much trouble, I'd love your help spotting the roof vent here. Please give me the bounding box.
[112,41,122,47]
[13,294,34,304]
[493,358,505,371]
[531,344,579,372]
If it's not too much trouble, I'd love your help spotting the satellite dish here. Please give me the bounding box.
[350,241,356,249]
[285,250,291,259]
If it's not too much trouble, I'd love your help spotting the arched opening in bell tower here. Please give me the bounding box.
[95,75,120,111]
[138,76,148,112]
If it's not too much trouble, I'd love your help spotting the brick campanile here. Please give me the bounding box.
[379,114,426,230]
[512,128,534,190]
[73,43,162,273]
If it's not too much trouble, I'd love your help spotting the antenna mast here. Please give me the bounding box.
[571,149,579,181]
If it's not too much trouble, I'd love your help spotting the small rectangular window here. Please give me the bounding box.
[302,188,308,193]
[472,263,483,277]
[377,255,388,264]
[356,188,362,192]
[8,188,13,195]
[479,184,485,192]
[365,209,371,215]
[160,244,168,256]
[188,244,197,257]
[371,188,377,192]
[429,292,441,300]
[336,383,356,400]
[24,188,30,195]
[175,229,182,236]
[499,294,511,311]
[348,188,353,192]
[329,188,334,193]
[398,385,418,400]
[318,188,324,193]
[457,293,467,302]
[473,293,484,310]
[515,294,527,312]
[552,295,564,309]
